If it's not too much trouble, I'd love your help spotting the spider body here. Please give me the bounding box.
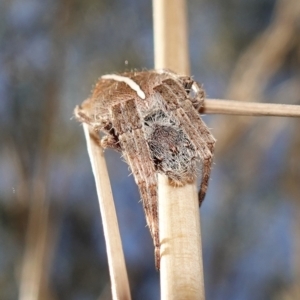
[145,110,197,186]
[75,70,215,269]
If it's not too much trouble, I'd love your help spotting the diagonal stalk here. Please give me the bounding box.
[83,124,131,300]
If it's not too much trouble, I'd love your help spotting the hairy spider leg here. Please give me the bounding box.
[74,103,101,130]
[111,100,161,270]
[75,104,122,152]
[189,81,206,112]
[154,82,215,205]
[163,78,216,159]
[173,85,215,203]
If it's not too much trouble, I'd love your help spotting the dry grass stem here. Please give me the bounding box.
[153,0,189,75]
[158,174,204,299]
[83,124,131,300]
[153,0,205,299]
[203,99,300,117]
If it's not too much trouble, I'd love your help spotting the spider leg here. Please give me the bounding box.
[74,104,102,131]
[154,80,215,205]
[75,100,125,153]
[189,81,206,112]
[111,100,160,269]
[100,134,122,152]
[74,104,92,124]
[163,78,216,155]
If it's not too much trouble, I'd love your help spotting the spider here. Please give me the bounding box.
[74,69,216,269]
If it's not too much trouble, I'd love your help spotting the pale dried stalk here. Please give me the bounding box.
[83,124,131,300]
[158,175,204,299]
[204,99,300,117]
[153,0,189,75]
[153,0,205,299]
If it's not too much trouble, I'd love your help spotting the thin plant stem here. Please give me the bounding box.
[203,99,300,117]
[153,0,205,299]
[153,0,189,75]
[83,124,131,300]
[158,175,205,299]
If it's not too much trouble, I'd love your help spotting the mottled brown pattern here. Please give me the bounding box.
[74,70,216,269]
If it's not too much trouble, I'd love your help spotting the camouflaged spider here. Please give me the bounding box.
[74,69,216,269]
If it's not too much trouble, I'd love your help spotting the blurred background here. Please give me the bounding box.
[0,0,300,299]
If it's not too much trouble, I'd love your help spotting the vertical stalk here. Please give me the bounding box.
[153,0,205,299]
[153,0,190,75]
[158,175,205,299]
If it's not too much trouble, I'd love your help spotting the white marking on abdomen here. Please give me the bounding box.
[101,74,146,99]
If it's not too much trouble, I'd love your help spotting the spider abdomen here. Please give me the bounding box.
[145,111,198,186]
